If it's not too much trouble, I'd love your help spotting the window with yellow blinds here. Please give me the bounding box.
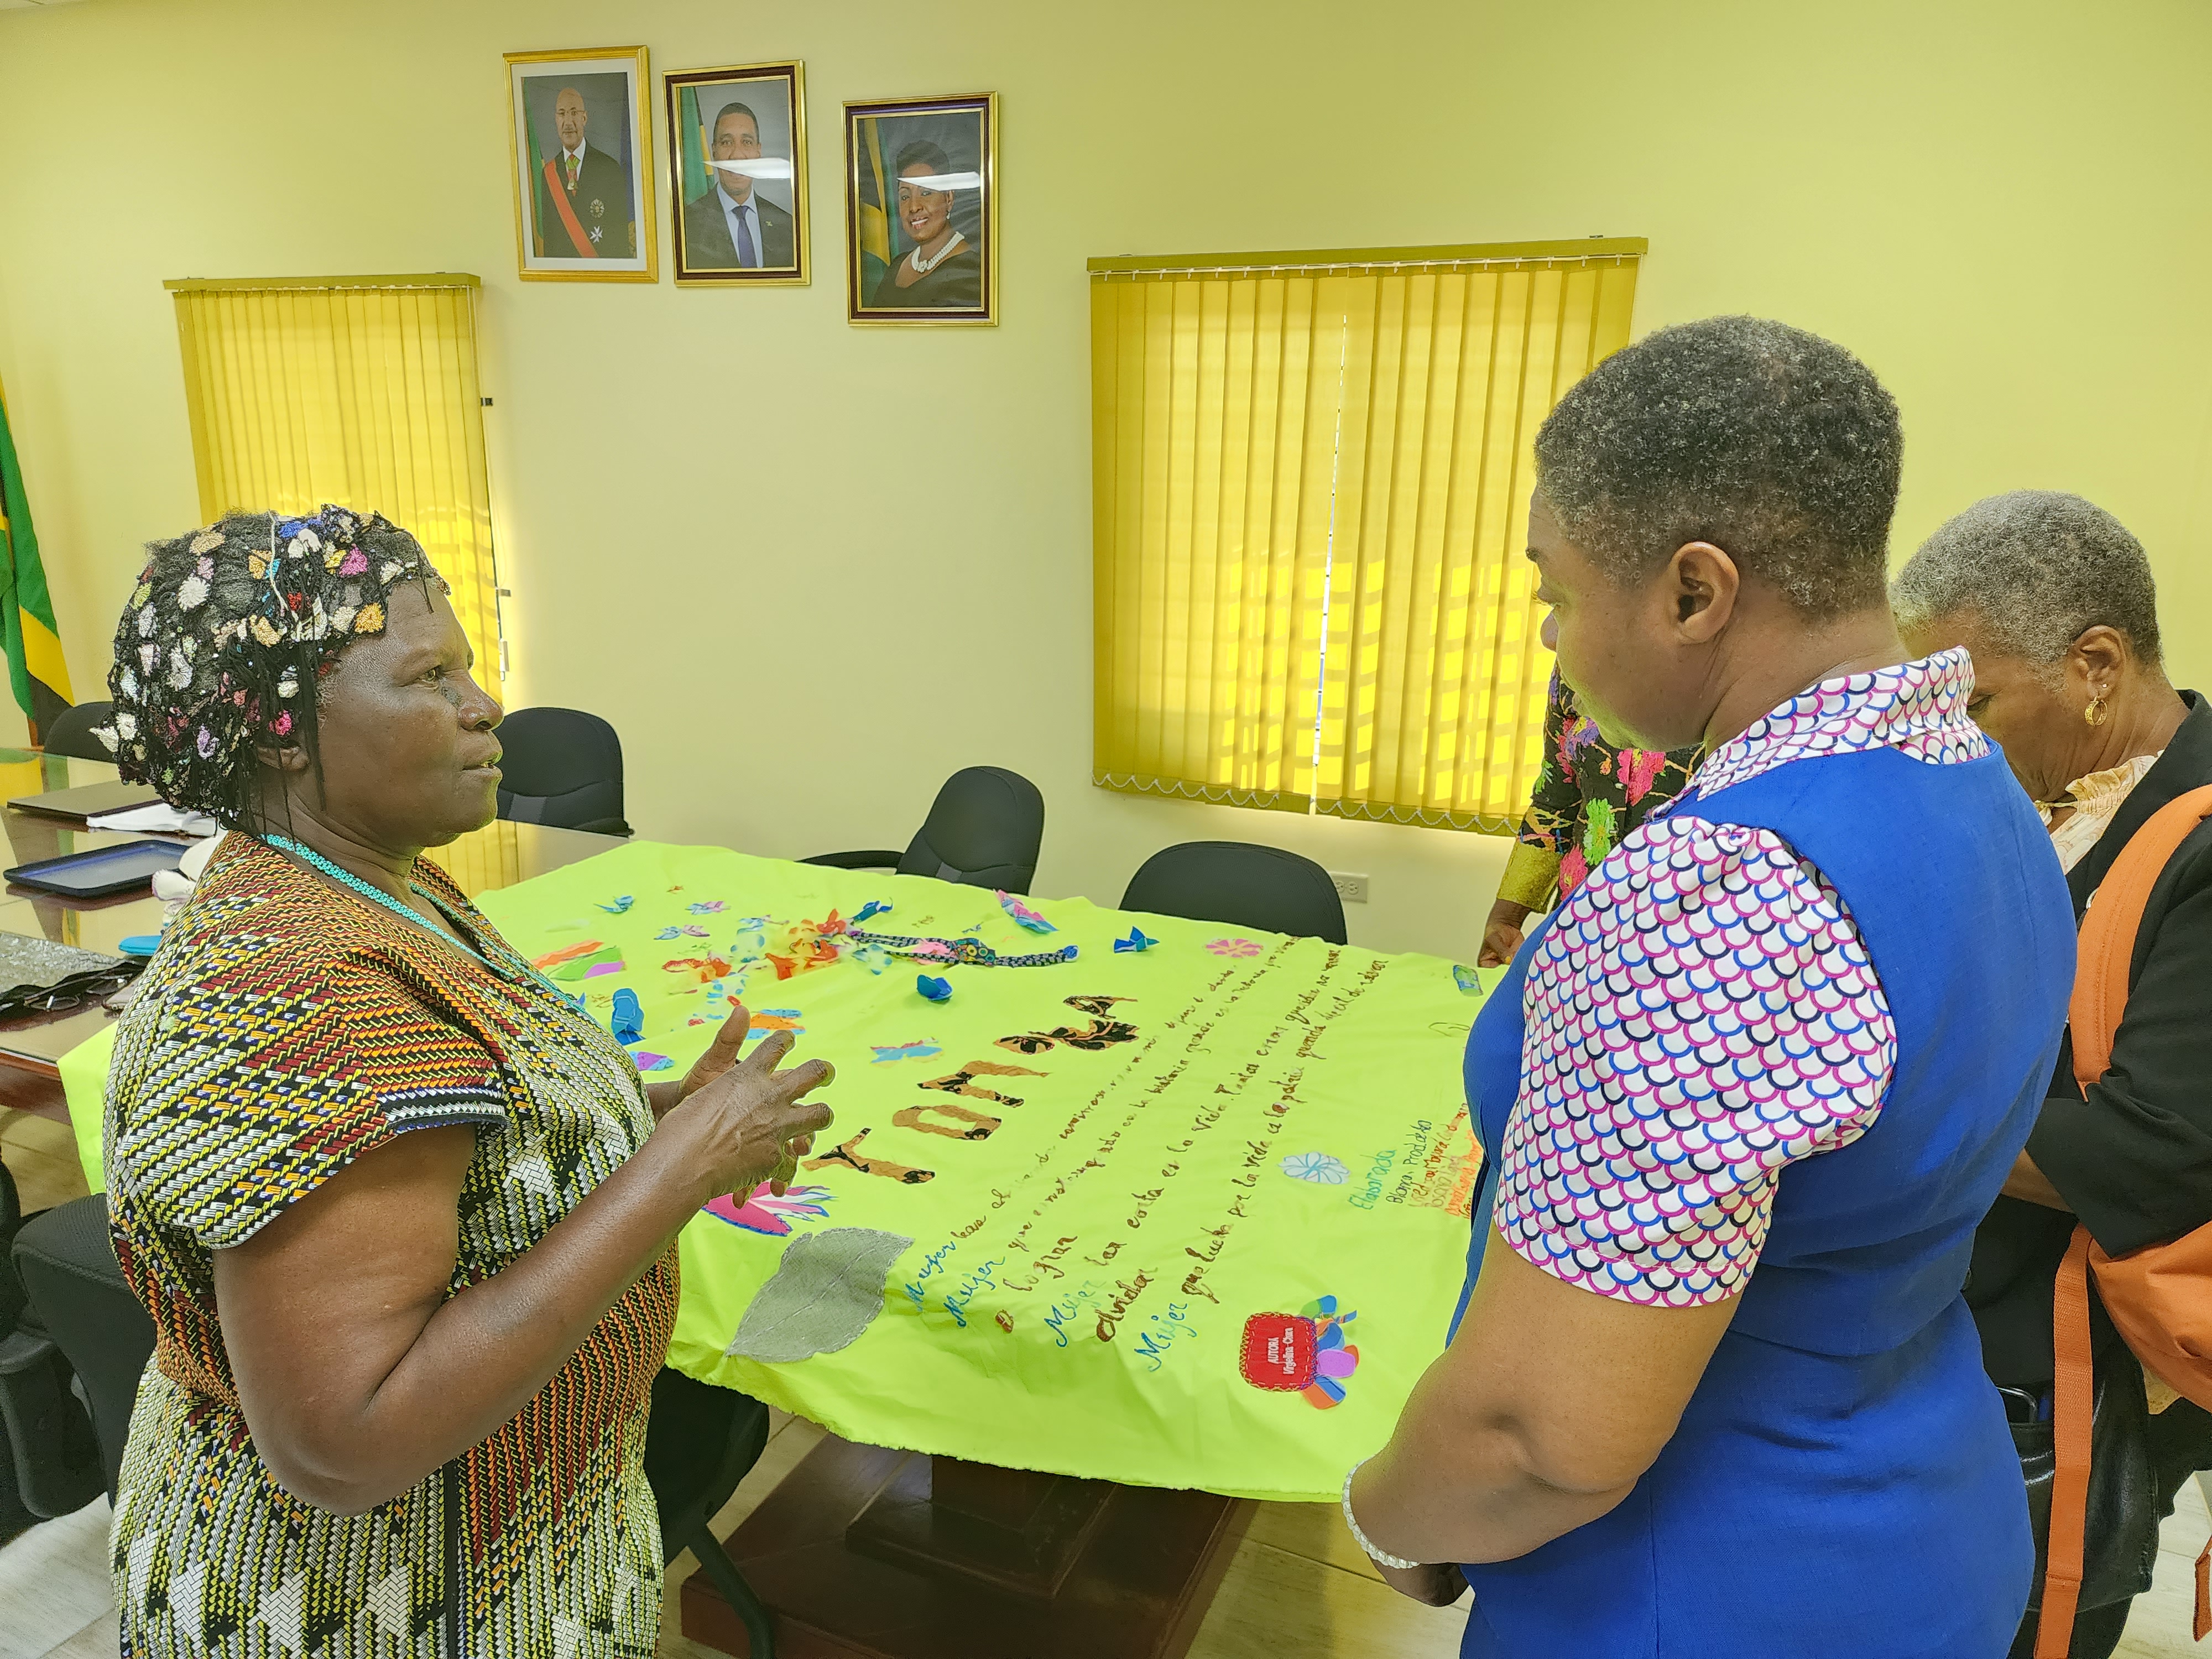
[164,275,505,685]
[1090,240,1641,832]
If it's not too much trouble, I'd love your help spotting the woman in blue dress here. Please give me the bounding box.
[1344,317,2077,1657]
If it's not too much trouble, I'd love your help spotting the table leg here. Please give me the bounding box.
[680,1434,1254,1659]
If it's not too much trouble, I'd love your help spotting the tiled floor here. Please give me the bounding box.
[6,1119,2210,1659]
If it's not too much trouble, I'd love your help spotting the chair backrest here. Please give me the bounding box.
[643,1366,771,1562]
[494,706,628,833]
[1120,841,1348,944]
[0,1160,23,1338]
[41,701,116,763]
[896,766,1046,894]
[13,1193,155,1501]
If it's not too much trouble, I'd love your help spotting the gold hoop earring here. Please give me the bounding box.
[2084,696,2108,728]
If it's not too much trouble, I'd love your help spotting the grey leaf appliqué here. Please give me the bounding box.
[726,1227,914,1364]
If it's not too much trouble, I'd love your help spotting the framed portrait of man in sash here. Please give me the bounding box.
[505,46,658,282]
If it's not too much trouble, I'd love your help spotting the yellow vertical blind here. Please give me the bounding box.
[1090,242,1641,832]
[165,276,503,682]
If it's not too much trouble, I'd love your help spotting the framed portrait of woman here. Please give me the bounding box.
[843,92,998,326]
[665,60,808,286]
[504,46,657,281]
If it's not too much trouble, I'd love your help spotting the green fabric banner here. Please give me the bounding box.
[480,843,1490,1502]
[65,842,1495,1503]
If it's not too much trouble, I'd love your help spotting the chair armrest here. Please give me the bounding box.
[0,1328,103,1519]
[800,850,905,871]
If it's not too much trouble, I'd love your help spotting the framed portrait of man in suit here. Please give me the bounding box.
[844,93,998,326]
[665,62,808,287]
[504,45,658,283]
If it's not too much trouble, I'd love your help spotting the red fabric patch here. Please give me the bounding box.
[1240,1313,1317,1391]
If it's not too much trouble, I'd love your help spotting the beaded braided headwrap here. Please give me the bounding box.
[97,505,446,824]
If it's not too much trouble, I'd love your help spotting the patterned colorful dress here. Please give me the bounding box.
[1453,651,2078,1655]
[1499,671,1700,907]
[104,835,675,1658]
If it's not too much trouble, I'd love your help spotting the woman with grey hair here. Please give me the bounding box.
[1344,319,2074,1656]
[1896,491,2212,1659]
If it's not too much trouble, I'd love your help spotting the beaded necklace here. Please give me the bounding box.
[259,832,583,1010]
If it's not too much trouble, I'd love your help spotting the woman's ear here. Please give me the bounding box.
[1668,541,1741,644]
[253,740,312,774]
[2069,625,2128,697]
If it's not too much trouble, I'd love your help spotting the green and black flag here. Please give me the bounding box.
[0,378,76,738]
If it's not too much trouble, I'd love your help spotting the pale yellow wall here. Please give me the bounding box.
[2,0,2208,957]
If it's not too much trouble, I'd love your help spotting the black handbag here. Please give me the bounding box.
[2014,1346,2159,1619]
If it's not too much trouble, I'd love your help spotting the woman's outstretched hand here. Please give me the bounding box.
[655,1003,835,1201]
[647,1004,756,1119]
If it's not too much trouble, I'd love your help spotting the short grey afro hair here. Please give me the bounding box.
[1892,491,2161,666]
[1535,316,1901,616]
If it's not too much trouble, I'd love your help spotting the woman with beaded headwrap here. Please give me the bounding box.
[96,505,836,1657]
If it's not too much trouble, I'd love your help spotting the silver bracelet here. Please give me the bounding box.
[1342,1459,1422,1571]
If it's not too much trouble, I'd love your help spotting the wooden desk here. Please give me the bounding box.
[0,745,623,1079]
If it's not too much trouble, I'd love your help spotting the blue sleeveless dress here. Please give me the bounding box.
[1454,702,2074,1656]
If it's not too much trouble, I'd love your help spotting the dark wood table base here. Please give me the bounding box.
[681,1436,1255,1659]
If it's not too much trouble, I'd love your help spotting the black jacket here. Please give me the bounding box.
[681,188,796,270]
[1969,690,2212,1386]
[539,143,634,259]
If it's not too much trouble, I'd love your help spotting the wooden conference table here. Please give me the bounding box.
[0,747,619,1081]
[11,754,1486,1659]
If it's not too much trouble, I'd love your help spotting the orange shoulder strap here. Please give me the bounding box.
[2036,781,2212,1653]
[2036,1226,2096,1657]
[2070,784,2212,1089]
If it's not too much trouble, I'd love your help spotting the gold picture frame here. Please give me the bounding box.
[504,45,658,282]
[844,92,998,326]
[665,61,810,286]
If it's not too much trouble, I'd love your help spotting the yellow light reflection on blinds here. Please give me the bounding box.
[420,818,523,898]
[166,279,503,683]
[1090,247,1639,833]
[1091,271,1344,813]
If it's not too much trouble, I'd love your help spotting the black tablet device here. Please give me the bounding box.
[3,838,189,899]
[6,780,163,822]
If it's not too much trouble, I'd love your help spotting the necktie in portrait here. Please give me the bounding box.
[733,205,757,268]
[566,155,578,191]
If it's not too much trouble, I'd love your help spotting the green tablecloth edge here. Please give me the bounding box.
[60,1020,113,1193]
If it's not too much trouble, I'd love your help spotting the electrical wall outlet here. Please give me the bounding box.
[1329,870,1370,905]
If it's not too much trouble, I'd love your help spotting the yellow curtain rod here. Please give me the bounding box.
[1087,237,1646,278]
[164,274,482,293]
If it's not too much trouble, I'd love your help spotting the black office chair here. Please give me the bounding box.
[13,1192,155,1505]
[804,765,1046,894]
[1120,841,1348,943]
[40,700,115,763]
[494,707,633,837]
[0,1172,106,1521]
[645,1368,776,1656]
